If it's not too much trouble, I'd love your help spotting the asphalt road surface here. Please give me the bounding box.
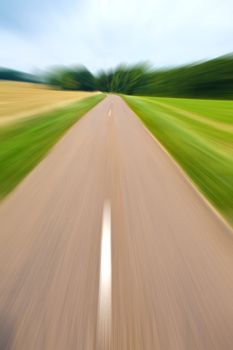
[0,95,233,350]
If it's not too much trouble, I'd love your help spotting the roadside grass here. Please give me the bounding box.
[123,95,233,224]
[0,94,105,199]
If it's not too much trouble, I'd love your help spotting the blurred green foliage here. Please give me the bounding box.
[47,66,97,91]
[2,54,233,99]
[0,68,40,83]
[46,54,233,99]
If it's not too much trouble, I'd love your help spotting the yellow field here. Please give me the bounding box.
[0,81,98,125]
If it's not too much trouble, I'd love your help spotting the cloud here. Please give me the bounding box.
[0,0,232,72]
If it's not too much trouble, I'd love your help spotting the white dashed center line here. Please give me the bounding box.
[97,201,112,348]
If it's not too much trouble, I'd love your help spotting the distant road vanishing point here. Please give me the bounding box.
[0,95,233,349]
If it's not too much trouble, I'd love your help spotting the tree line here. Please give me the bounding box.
[46,54,233,99]
[0,68,39,83]
[1,54,233,99]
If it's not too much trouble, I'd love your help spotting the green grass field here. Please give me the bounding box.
[0,94,105,199]
[123,95,233,224]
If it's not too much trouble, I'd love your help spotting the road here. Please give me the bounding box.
[0,95,233,349]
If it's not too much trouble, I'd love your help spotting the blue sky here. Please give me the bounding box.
[0,0,232,72]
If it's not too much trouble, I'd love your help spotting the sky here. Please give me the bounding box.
[0,0,232,73]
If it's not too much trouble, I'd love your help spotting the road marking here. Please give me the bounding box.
[108,109,112,117]
[97,201,112,349]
